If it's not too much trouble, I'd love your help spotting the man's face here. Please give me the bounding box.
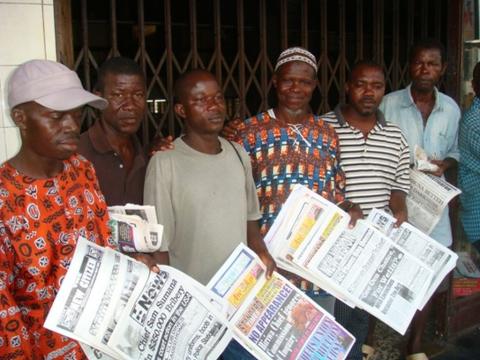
[346,64,385,116]
[13,102,83,160]
[273,61,317,113]
[175,74,226,135]
[98,73,146,136]
[409,48,446,93]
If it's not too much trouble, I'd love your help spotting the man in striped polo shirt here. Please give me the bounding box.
[322,60,411,360]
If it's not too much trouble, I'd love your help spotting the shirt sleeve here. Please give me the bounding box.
[143,154,173,252]
[445,109,461,161]
[0,222,35,358]
[332,131,346,204]
[460,110,480,171]
[392,135,411,193]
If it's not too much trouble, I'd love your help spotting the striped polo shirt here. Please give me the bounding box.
[321,105,410,215]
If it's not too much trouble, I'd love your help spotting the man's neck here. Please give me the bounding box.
[9,148,65,178]
[410,86,436,106]
[273,106,312,126]
[100,118,133,153]
[182,132,221,154]
[341,105,376,137]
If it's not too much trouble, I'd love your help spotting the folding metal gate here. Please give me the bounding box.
[59,0,461,144]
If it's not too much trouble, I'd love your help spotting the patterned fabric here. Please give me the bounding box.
[274,47,318,72]
[227,109,345,294]
[228,109,345,235]
[0,155,111,360]
[459,96,480,244]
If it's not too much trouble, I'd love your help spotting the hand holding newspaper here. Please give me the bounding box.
[405,169,461,234]
[207,243,355,360]
[408,146,461,234]
[262,185,456,335]
[44,237,232,360]
[108,204,164,252]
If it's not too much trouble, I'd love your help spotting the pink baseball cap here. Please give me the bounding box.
[7,59,108,111]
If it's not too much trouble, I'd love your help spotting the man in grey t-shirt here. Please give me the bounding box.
[144,69,275,285]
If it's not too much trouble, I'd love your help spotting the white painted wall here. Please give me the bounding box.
[0,0,56,163]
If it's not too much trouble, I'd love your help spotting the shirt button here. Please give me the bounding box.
[119,164,124,168]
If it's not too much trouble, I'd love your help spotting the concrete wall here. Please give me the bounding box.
[0,0,56,163]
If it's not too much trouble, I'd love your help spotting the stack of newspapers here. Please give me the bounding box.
[264,185,458,335]
[44,186,458,359]
[108,204,164,252]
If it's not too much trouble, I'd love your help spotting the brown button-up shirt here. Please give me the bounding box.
[78,120,147,206]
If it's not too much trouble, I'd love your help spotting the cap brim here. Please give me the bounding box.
[35,88,108,111]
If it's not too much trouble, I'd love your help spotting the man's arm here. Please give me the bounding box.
[429,157,457,177]
[247,220,276,278]
[0,232,34,358]
[389,190,408,227]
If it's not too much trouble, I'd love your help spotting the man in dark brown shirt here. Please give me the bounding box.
[78,57,147,205]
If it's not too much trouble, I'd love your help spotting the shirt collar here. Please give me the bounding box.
[403,83,444,112]
[333,104,387,128]
[87,119,144,156]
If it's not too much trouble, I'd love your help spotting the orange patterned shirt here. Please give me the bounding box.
[0,155,111,360]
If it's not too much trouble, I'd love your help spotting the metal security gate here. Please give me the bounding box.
[55,0,462,145]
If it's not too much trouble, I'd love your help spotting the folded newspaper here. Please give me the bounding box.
[108,204,164,252]
[407,169,461,235]
[44,238,232,360]
[207,243,355,360]
[263,185,457,335]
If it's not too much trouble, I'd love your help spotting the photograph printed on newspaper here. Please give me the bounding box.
[207,243,355,360]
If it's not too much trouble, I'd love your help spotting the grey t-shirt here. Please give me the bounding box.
[144,137,261,284]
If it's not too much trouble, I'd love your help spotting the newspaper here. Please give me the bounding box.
[264,185,436,335]
[44,237,232,360]
[406,169,461,234]
[207,243,355,360]
[108,204,164,252]
[367,208,458,309]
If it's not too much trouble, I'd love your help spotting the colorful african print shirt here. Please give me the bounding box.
[229,109,345,235]
[0,154,111,360]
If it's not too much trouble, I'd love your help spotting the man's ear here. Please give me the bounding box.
[174,103,186,119]
[272,74,278,89]
[11,107,27,130]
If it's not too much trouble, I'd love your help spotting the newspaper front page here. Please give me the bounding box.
[406,169,461,234]
[298,220,433,334]
[264,185,437,335]
[208,244,355,360]
[367,208,458,309]
[45,238,232,360]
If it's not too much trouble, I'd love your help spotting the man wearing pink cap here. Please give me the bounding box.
[0,59,111,359]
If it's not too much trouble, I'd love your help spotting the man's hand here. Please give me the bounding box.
[392,208,408,228]
[338,201,363,228]
[257,250,277,279]
[149,135,174,157]
[425,157,457,177]
[130,251,169,273]
[221,119,242,139]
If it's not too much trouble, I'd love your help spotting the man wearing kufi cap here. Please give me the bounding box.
[224,47,362,314]
[0,59,111,359]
